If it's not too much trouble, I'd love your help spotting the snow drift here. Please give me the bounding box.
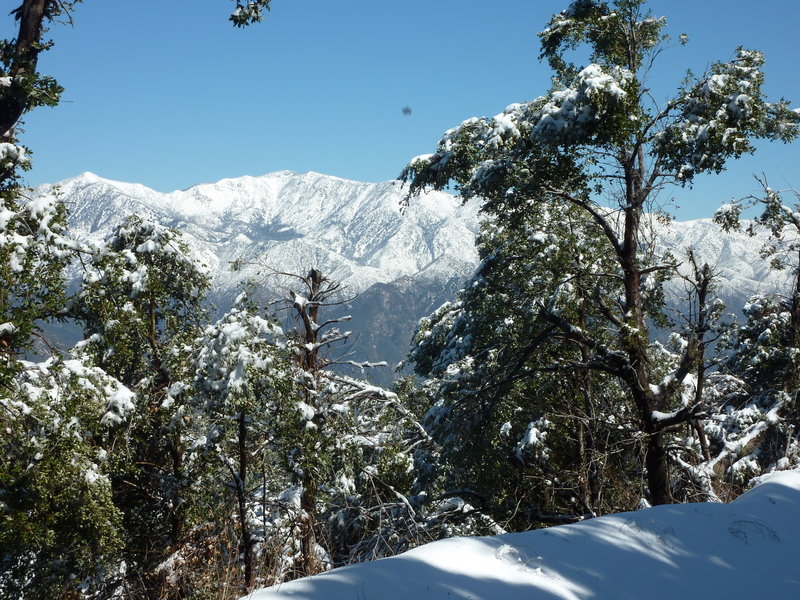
[244,471,800,599]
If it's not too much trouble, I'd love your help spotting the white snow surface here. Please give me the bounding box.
[244,471,800,599]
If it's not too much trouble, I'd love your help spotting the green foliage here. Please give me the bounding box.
[726,295,798,393]
[403,2,799,209]
[0,189,74,388]
[402,0,800,507]
[187,275,429,589]
[408,202,642,524]
[76,215,210,386]
[715,183,800,397]
[229,1,272,27]
[539,1,666,73]
[0,358,131,598]
[71,216,213,592]
[654,48,800,182]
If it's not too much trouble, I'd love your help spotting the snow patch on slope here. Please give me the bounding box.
[245,470,800,600]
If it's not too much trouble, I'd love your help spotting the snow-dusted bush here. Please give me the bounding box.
[0,358,134,598]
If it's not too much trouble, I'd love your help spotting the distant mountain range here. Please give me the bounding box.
[37,171,790,383]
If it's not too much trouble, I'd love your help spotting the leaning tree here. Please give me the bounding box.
[402,0,800,505]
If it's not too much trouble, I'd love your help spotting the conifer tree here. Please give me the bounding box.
[409,201,641,524]
[1,2,277,597]
[74,216,211,593]
[192,271,427,591]
[402,0,800,504]
[0,358,134,598]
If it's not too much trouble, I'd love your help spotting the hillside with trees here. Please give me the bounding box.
[2,1,800,598]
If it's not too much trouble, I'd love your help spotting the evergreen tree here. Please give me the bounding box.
[74,215,211,595]
[0,187,75,389]
[0,358,134,598]
[402,0,799,505]
[716,183,800,396]
[191,271,427,592]
[409,200,646,526]
[1,2,277,596]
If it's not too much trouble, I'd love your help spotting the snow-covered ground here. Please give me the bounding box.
[244,471,800,599]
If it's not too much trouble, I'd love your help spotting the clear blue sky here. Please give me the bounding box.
[8,0,800,219]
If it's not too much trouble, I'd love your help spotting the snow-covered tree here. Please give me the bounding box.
[0,358,134,598]
[280,270,425,572]
[716,183,800,395]
[0,188,75,388]
[230,1,273,26]
[74,215,211,593]
[77,215,210,386]
[703,184,800,487]
[1,3,280,596]
[0,2,73,184]
[408,201,648,525]
[191,272,427,592]
[401,0,799,505]
[190,289,289,591]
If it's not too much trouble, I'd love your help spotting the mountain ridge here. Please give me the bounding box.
[36,170,791,382]
[43,170,482,298]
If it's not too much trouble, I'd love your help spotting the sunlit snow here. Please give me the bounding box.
[244,471,800,600]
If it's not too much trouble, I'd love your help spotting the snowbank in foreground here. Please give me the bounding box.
[243,471,800,599]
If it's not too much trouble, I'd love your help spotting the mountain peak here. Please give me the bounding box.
[42,170,783,314]
[55,171,110,187]
[52,170,482,295]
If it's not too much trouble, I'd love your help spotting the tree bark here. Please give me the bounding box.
[1,1,53,137]
[237,411,254,590]
[621,153,675,505]
[299,486,320,577]
[644,429,671,505]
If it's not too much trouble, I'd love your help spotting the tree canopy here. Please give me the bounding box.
[402,0,800,506]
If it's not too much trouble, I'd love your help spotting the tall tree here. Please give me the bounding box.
[408,201,640,524]
[1,2,276,597]
[74,216,211,595]
[402,0,799,504]
[193,289,290,592]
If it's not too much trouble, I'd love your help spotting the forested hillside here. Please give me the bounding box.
[2,1,800,599]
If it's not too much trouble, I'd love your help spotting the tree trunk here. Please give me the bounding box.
[1,1,52,137]
[786,263,800,401]
[169,434,185,546]
[237,411,254,590]
[644,429,671,505]
[299,486,321,577]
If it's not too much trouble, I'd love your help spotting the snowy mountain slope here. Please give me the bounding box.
[244,470,800,600]
[44,170,786,309]
[656,217,786,307]
[38,171,790,378]
[44,170,481,296]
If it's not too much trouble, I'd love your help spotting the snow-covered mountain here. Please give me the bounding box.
[657,216,786,308]
[37,171,482,380]
[38,171,789,379]
[45,170,481,296]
